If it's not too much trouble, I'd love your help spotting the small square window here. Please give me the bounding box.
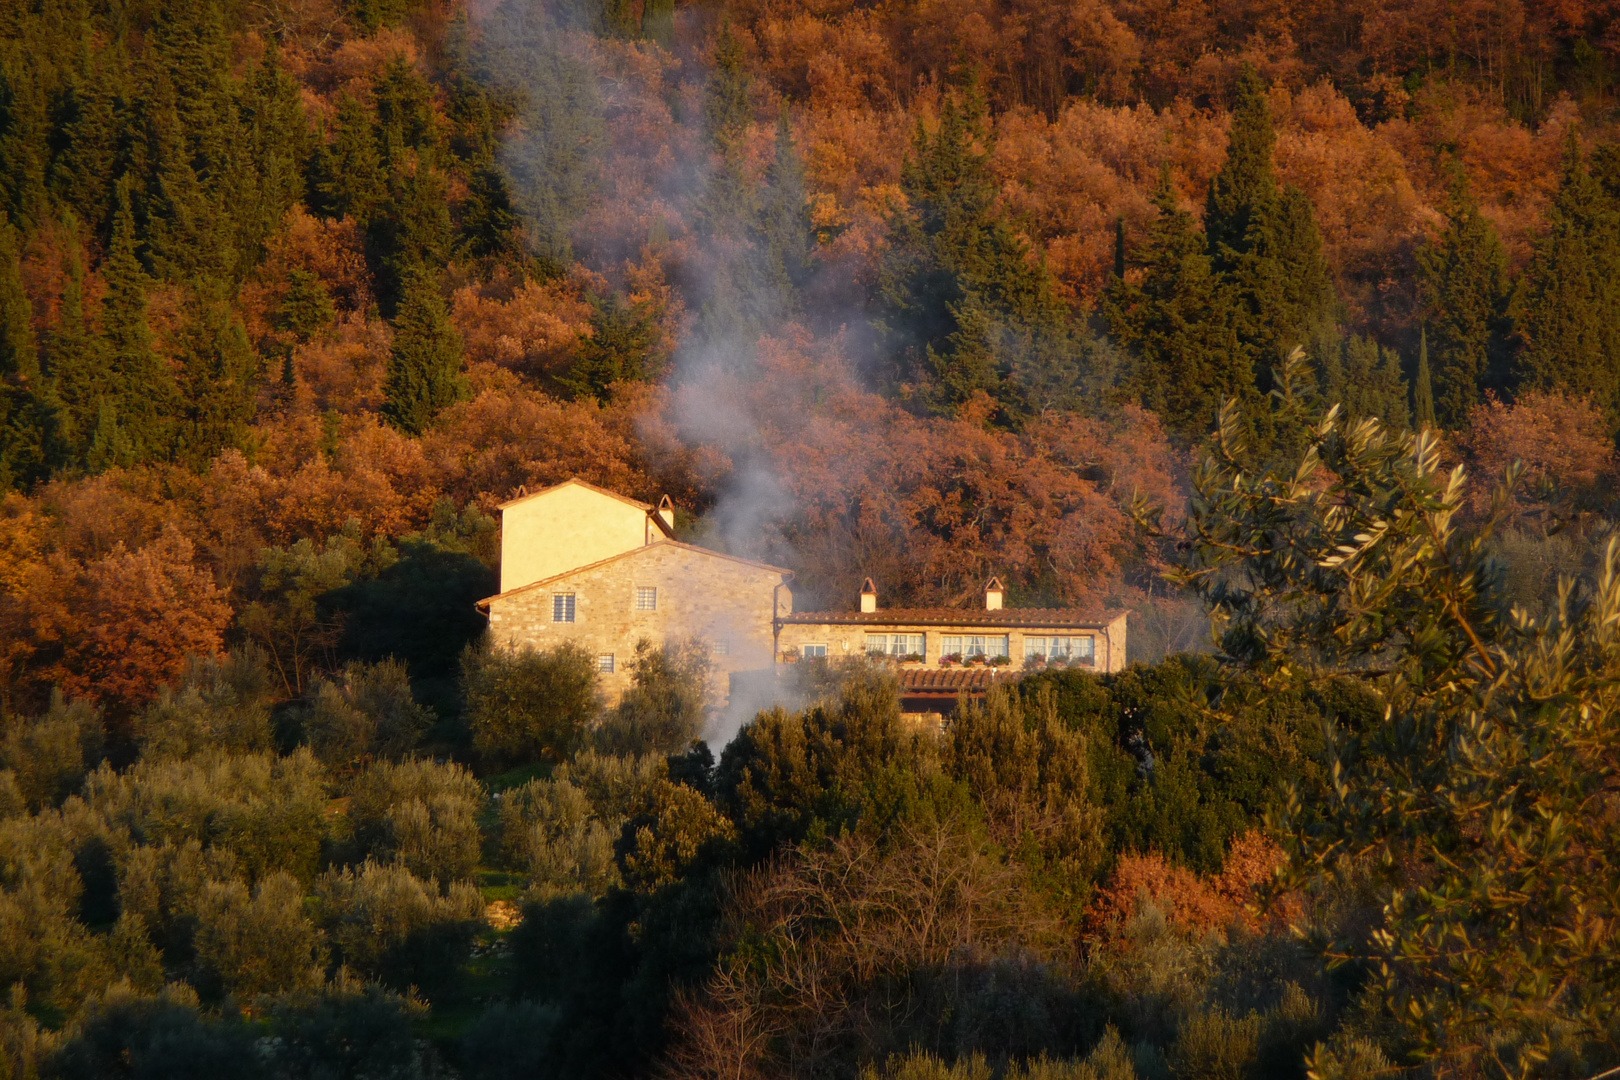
[597,654,615,673]
[801,643,828,658]
[711,639,730,656]
[635,587,657,611]
[552,593,576,623]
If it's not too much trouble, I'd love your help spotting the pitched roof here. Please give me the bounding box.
[497,477,654,512]
[778,607,1127,629]
[478,540,792,610]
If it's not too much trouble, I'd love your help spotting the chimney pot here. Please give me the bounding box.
[860,577,878,613]
[985,576,1004,611]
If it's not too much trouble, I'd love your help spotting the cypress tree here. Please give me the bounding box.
[1105,168,1256,442]
[1325,334,1410,429]
[175,301,258,467]
[312,94,387,223]
[877,90,1061,414]
[758,110,812,309]
[382,272,466,435]
[46,229,98,461]
[1515,133,1620,422]
[1206,65,1336,375]
[1207,65,1277,266]
[100,176,174,464]
[1414,325,1436,429]
[1418,166,1510,428]
[0,215,50,489]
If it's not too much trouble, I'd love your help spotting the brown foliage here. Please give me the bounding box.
[663,817,1066,1080]
[1463,389,1619,508]
[23,528,232,716]
[450,272,593,380]
[1084,830,1286,940]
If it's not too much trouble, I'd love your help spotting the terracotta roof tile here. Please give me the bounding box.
[896,667,1015,694]
[778,607,1126,629]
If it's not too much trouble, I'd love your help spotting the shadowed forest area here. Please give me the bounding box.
[2,0,1620,1076]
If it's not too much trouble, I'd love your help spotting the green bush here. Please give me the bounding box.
[0,692,104,809]
[593,639,710,758]
[45,984,260,1080]
[498,751,663,893]
[265,979,427,1080]
[463,637,600,769]
[301,659,434,772]
[191,870,325,1000]
[347,758,484,884]
[311,860,483,1001]
[460,999,562,1079]
[84,750,331,885]
[133,648,276,760]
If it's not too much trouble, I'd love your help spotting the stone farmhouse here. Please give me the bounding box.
[476,479,1128,711]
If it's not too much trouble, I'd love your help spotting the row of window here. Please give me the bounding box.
[849,633,1095,663]
[593,639,730,674]
[553,587,659,624]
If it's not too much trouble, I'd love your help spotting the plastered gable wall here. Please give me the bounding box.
[777,613,1128,672]
[486,542,788,702]
[499,484,655,593]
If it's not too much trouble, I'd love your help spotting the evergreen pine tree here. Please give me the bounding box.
[175,300,258,467]
[1414,325,1436,429]
[1325,333,1410,429]
[100,176,174,464]
[1206,65,1337,376]
[475,4,603,274]
[1207,65,1277,266]
[0,57,50,227]
[46,228,99,462]
[0,214,50,489]
[1418,166,1510,428]
[312,94,387,223]
[1515,133,1620,423]
[382,272,466,435]
[562,289,667,400]
[704,23,752,159]
[1104,169,1256,442]
[236,38,308,270]
[877,90,1065,416]
[755,109,812,319]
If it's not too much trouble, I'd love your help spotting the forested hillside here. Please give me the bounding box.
[1,0,1620,1076]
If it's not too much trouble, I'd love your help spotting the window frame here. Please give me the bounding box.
[552,593,576,623]
[801,643,829,658]
[597,653,615,673]
[635,586,657,612]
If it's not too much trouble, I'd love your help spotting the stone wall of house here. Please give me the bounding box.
[487,541,789,703]
[776,613,1128,673]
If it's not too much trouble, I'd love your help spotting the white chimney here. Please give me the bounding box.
[657,495,676,534]
[860,577,878,613]
[985,576,1004,611]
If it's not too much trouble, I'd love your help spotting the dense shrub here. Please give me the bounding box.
[593,639,710,758]
[132,648,276,759]
[311,860,483,1001]
[347,758,484,884]
[0,692,103,809]
[191,870,325,1000]
[300,659,434,772]
[498,750,663,893]
[462,639,599,769]
[83,750,330,884]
